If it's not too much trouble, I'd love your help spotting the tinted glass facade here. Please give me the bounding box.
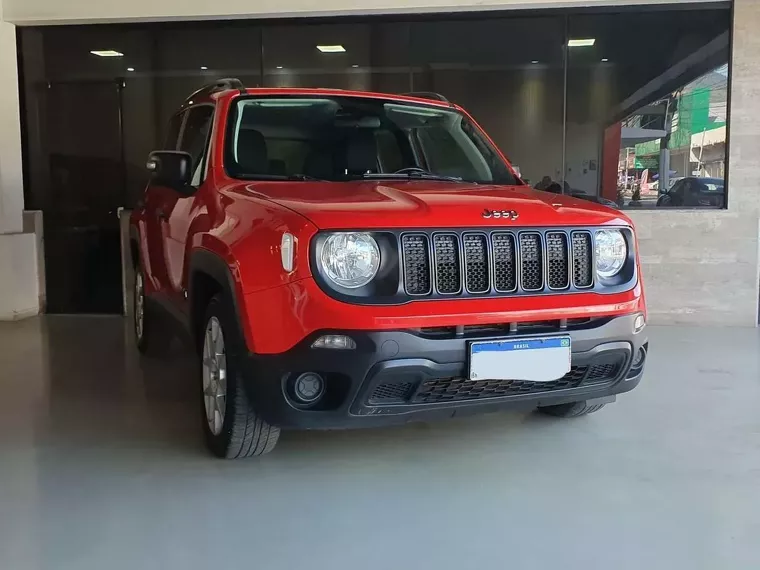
[16,5,732,312]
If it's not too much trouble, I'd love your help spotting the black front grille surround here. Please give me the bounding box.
[492,232,517,292]
[571,232,594,288]
[312,226,636,305]
[398,227,635,300]
[401,234,432,295]
[432,234,462,294]
[463,234,490,293]
[519,232,544,291]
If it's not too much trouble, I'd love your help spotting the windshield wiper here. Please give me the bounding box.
[360,171,465,183]
[235,173,325,181]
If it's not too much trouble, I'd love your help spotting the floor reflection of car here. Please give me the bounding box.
[656,177,725,208]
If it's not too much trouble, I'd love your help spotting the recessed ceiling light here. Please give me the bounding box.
[127,67,135,72]
[352,64,359,68]
[531,60,539,64]
[90,50,124,57]
[601,58,609,62]
[317,45,346,53]
[276,66,283,69]
[200,66,208,70]
[568,38,596,47]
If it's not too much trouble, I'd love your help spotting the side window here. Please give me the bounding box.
[163,112,185,150]
[179,106,215,185]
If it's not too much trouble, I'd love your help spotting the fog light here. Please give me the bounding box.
[311,335,356,350]
[293,372,325,404]
[633,313,646,333]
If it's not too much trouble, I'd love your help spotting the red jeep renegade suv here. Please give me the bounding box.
[130,79,648,459]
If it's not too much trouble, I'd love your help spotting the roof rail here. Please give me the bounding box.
[183,78,246,106]
[401,91,450,103]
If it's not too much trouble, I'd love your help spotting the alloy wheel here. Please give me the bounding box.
[134,272,145,341]
[202,316,227,436]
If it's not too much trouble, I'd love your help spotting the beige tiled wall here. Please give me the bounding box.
[628,0,760,326]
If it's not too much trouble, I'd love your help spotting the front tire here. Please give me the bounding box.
[200,295,280,459]
[537,401,606,418]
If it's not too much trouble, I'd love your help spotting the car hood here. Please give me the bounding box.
[238,180,631,229]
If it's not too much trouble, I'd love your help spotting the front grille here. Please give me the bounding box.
[402,234,431,295]
[413,366,591,403]
[367,355,624,406]
[433,234,462,294]
[399,229,597,298]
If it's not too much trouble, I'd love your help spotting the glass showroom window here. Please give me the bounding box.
[566,7,731,209]
[409,15,566,190]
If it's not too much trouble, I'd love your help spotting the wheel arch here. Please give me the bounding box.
[129,225,141,268]
[188,249,250,352]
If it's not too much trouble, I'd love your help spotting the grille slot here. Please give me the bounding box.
[546,232,570,289]
[433,234,462,294]
[519,233,543,291]
[402,234,432,295]
[370,382,414,404]
[585,363,619,383]
[572,232,593,288]
[463,234,490,293]
[492,233,517,292]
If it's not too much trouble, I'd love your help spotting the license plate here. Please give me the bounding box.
[469,336,571,382]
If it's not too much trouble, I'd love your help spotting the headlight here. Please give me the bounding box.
[320,232,380,289]
[595,230,627,278]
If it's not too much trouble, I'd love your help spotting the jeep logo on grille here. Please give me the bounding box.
[482,209,519,220]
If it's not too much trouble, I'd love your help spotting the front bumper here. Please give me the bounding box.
[242,313,648,429]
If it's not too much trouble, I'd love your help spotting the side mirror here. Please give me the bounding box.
[146,151,194,195]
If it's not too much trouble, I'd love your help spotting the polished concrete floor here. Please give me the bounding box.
[1,316,759,569]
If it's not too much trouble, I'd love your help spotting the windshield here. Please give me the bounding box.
[225,96,519,185]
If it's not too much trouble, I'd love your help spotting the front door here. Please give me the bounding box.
[143,105,213,309]
[42,81,126,314]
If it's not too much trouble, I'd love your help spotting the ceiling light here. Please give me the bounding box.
[317,45,346,53]
[90,50,124,57]
[127,67,135,72]
[200,66,208,70]
[276,66,283,69]
[531,60,539,64]
[352,64,359,68]
[601,58,609,62]
[568,38,596,47]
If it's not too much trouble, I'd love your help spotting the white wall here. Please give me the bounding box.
[0,2,40,320]
[0,3,23,234]
[0,233,38,320]
[2,0,715,25]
